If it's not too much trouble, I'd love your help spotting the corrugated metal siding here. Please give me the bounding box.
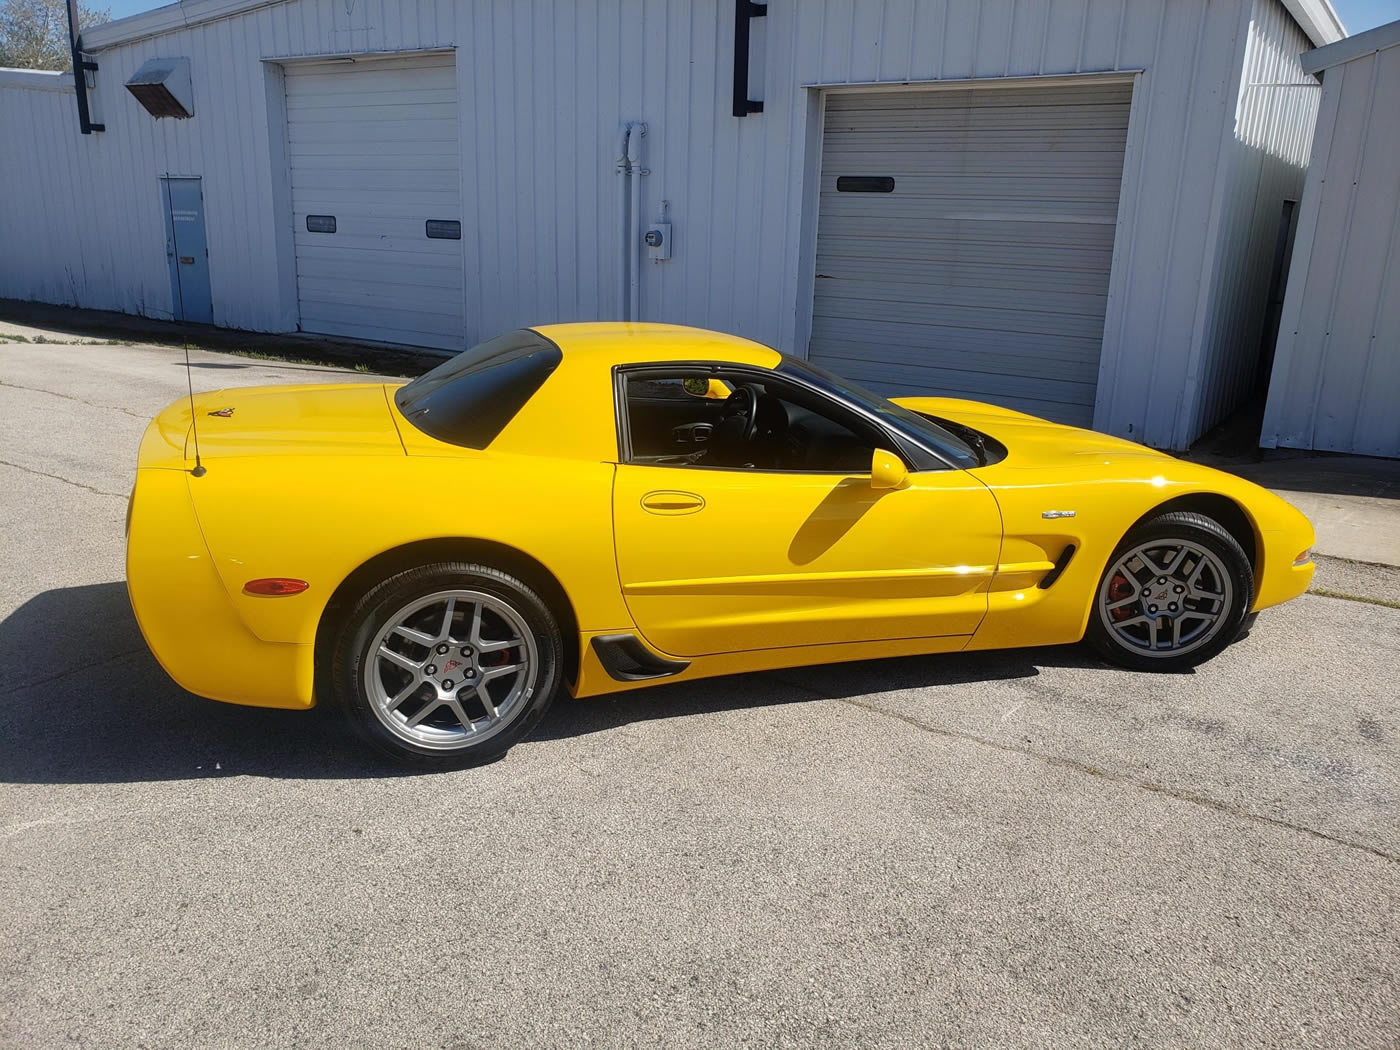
[0,78,154,315]
[0,0,1264,448]
[1178,0,1318,447]
[809,83,1132,426]
[1262,39,1400,458]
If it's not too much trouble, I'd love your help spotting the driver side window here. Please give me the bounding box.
[622,369,884,474]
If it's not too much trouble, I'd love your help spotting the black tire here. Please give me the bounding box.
[1086,511,1253,673]
[328,561,563,768]
[1235,611,1260,642]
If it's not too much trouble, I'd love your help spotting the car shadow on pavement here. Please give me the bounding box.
[535,646,1098,744]
[0,582,1099,784]
[0,583,414,785]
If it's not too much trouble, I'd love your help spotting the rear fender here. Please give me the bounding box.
[183,451,633,646]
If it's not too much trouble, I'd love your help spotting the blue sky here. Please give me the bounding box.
[103,0,1400,32]
[1331,0,1400,31]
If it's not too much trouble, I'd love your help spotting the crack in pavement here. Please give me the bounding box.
[0,459,127,499]
[771,675,1399,865]
[0,647,148,699]
[0,378,151,420]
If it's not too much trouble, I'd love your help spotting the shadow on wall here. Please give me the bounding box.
[0,582,1096,786]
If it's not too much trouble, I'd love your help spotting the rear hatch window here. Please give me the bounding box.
[394,329,562,449]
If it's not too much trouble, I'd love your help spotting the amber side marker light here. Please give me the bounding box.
[1294,549,1313,565]
[243,578,310,597]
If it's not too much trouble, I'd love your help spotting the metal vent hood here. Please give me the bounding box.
[125,57,194,118]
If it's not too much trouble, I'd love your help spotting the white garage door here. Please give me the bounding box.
[810,82,1132,426]
[284,53,464,350]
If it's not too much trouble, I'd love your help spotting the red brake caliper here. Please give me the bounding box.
[1108,573,1136,620]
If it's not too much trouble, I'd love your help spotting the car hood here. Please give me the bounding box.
[140,383,406,467]
[891,396,1172,470]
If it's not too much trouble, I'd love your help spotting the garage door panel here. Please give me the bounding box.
[294,242,464,266]
[285,84,459,103]
[819,194,1121,224]
[824,105,1130,132]
[299,301,464,334]
[823,129,1133,154]
[811,334,1101,385]
[287,142,461,163]
[814,350,1097,406]
[298,283,464,316]
[284,54,464,350]
[293,235,462,258]
[295,259,465,290]
[817,217,1117,250]
[286,99,459,122]
[820,174,1126,202]
[814,296,1106,341]
[298,269,462,297]
[289,187,462,211]
[813,277,1108,318]
[818,148,1126,176]
[828,85,1133,110]
[814,255,1113,295]
[810,82,1129,424]
[285,118,460,145]
[812,316,1105,364]
[296,313,463,348]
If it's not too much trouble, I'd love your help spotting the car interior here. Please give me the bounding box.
[623,372,884,473]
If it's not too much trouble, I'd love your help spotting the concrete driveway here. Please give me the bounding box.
[2,335,1398,1049]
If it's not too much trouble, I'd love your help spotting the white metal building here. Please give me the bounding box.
[0,0,1342,448]
[1261,18,1400,459]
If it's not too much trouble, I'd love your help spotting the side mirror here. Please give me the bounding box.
[870,448,909,490]
[682,377,733,400]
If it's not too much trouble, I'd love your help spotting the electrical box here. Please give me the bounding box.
[645,222,672,262]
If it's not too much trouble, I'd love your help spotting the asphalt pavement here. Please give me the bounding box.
[2,333,1398,1049]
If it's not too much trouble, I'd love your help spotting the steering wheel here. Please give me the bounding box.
[721,385,761,442]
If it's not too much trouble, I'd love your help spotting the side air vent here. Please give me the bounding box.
[125,57,194,119]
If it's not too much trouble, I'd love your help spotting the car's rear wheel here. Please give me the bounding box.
[1086,511,1253,672]
[329,562,563,767]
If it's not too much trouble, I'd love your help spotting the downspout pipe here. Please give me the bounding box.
[626,121,647,323]
[616,123,633,320]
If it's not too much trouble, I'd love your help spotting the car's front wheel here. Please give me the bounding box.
[328,562,563,767]
[1086,511,1253,672]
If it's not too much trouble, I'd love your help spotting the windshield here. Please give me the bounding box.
[394,329,562,449]
[777,355,979,467]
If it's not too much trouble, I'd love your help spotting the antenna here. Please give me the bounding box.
[185,343,206,477]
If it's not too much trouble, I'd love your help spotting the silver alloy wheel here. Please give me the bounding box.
[364,589,539,750]
[1097,539,1234,658]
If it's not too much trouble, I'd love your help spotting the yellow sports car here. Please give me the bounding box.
[127,323,1315,766]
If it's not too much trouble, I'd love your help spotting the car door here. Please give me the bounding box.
[611,367,1004,659]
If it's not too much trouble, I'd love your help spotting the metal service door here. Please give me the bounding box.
[160,177,213,324]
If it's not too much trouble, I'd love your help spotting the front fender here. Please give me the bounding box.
[964,459,1315,651]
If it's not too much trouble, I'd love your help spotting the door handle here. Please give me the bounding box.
[640,490,705,515]
[179,256,196,264]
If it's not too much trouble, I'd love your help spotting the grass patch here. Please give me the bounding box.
[4,333,130,345]
[1310,587,1400,611]
[233,348,326,367]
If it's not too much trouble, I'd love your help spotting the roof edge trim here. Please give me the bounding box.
[73,0,1350,57]
[0,68,74,91]
[1302,17,1400,73]
[82,0,293,51]
[1280,0,1347,47]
